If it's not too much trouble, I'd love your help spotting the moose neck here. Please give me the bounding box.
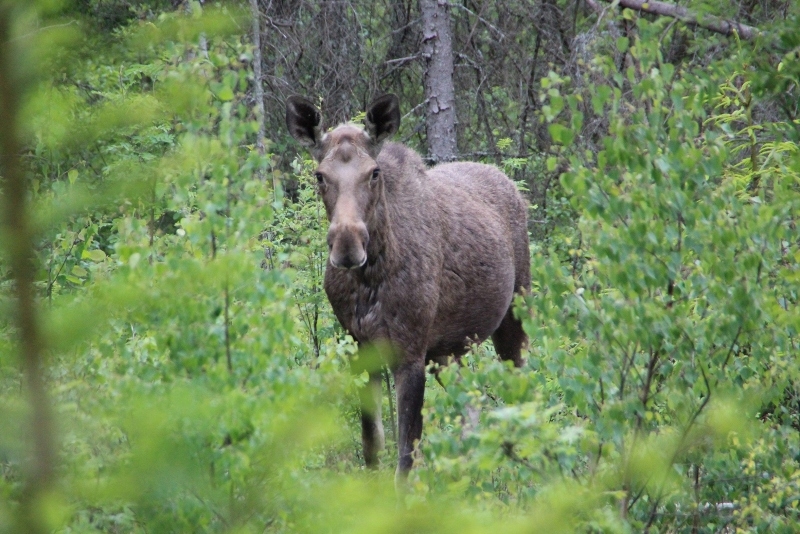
[360,185,396,283]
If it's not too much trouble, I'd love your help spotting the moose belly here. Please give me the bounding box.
[425,258,515,362]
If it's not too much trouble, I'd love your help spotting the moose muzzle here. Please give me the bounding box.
[327,221,369,269]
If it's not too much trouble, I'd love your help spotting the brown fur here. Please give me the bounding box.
[286,95,530,485]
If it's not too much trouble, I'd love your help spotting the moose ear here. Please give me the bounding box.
[364,94,400,144]
[286,96,323,149]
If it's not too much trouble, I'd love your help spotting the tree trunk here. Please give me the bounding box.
[420,0,457,163]
[0,7,55,534]
[250,0,269,185]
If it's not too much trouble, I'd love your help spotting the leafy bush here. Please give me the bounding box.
[414,14,800,532]
[524,15,799,531]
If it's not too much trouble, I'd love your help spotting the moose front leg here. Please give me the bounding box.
[393,359,426,487]
[359,369,385,468]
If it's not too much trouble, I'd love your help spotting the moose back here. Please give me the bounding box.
[285,94,530,485]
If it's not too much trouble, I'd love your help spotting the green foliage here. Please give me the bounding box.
[2,3,354,532]
[1,2,799,533]
[516,15,800,531]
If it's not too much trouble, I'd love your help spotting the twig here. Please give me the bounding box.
[450,2,505,41]
[384,54,419,65]
[9,19,77,42]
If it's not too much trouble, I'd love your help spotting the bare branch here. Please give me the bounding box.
[598,0,761,40]
[384,54,419,65]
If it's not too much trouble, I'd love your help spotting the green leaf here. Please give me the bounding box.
[497,137,513,150]
[217,86,234,101]
[549,124,575,146]
[82,249,107,262]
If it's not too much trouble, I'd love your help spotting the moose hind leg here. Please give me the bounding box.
[393,360,426,486]
[491,307,526,368]
[359,370,385,468]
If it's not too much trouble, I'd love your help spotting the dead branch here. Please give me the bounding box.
[598,0,761,40]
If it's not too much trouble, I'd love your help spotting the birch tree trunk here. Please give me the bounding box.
[420,0,457,163]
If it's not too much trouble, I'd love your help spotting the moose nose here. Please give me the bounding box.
[327,221,369,269]
[336,255,360,269]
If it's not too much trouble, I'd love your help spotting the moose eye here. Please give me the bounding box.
[314,172,324,184]
[371,168,380,181]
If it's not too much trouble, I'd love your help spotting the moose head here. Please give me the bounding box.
[285,95,401,269]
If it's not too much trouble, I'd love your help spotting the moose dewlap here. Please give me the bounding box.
[286,94,530,486]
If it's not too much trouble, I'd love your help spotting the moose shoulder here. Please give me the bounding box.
[285,94,530,485]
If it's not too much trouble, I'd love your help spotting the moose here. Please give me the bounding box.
[285,94,530,486]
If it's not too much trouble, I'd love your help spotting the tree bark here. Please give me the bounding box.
[420,0,458,163]
[594,0,760,41]
[0,6,55,534]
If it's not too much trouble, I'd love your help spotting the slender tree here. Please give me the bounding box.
[0,4,54,534]
[250,0,269,188]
